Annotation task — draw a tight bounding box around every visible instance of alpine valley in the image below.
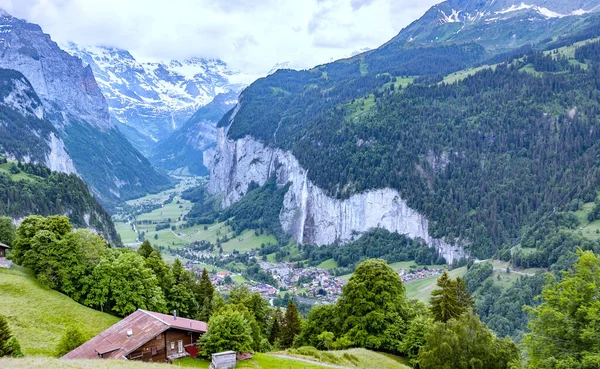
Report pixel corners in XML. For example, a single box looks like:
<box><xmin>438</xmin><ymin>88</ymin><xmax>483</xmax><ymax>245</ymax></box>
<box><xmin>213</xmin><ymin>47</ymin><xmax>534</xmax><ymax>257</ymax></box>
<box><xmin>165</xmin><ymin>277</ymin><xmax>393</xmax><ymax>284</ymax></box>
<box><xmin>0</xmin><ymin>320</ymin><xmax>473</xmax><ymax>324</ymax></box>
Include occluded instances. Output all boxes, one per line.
<box><xmin>4</xmin><ymin>0</ymin><xmax>600</xmax><ymax>368</ymax></box>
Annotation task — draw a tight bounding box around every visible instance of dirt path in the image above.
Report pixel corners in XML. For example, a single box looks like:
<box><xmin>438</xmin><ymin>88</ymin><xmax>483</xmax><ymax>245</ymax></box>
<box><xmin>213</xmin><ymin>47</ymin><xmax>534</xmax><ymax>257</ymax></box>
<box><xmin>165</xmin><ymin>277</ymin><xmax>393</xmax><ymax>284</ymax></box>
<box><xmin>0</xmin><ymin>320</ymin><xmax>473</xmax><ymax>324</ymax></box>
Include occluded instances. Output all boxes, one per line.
<box><xmin>271</xmin><ymin>354</ymin><xmax>353</xmax><ymax>369</ymax></box>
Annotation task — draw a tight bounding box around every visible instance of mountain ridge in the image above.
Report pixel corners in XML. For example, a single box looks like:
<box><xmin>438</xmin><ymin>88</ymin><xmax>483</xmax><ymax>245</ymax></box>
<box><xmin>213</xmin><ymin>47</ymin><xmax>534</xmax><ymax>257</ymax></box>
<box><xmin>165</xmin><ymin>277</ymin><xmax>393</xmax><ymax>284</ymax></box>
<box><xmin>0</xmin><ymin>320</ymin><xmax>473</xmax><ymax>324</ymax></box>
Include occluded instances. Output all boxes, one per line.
<box><xmin>207</xmin><ymin>0</ymin><xmax>600</xmax><ymax>259</ymax></box>
<box><xmin>64</xmin><ymin>43</ymin><xmax>244</xmax><ymax>155</ymax></box>
<box><xmin>0</xmin><ymin>11</ymin><xmax>171</xmax><ymax>208</ymax></box>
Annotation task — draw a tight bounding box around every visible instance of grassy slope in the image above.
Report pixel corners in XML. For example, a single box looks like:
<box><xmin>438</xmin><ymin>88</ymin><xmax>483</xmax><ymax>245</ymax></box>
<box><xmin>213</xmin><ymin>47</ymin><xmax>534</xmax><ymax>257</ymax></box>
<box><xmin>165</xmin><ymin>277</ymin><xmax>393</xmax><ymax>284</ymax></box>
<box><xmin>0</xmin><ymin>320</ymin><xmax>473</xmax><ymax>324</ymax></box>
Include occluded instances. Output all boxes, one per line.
<box><xmin>0</xmin><ymin>162</ymin><xmax>39</xmax><ymax>182</ymax></box>
<box><xmin>176</xmin><ymin>349</ymin><xmax>411</xmax><ymax>369</ymax></box>
<box><xmin>284</xmin><ymin>348</ymin><xmax>411</xmax><ymax>369</ymax></box>
<box><xmin>405</xmin><ymin>267</ymin><xmax>467</xmax><ymax>302</ymax></box>
<box><xmin>0</xmin><ymin>358</ymin><xmax>166</xmax><ymax>369</ymax></box>
<box><xmin>0</xmin><ymin>266</ymin><xmax>119</xmax><ymax>356</ymax></box>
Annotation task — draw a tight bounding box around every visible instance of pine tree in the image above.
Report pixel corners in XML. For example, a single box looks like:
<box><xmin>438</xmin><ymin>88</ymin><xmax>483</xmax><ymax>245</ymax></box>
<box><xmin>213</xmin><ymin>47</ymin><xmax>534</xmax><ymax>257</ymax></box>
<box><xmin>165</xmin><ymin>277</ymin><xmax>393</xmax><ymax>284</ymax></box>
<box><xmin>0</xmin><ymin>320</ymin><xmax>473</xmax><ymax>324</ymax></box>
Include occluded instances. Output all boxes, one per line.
<box><xmin>0</xmin><ymin>314</ymin><xmax>21</xmax><ymax>357</ymax></box>
<box><xmin>430</xmin><ymin>271</ymin><xmax>462</xmax><ymax>323</ymax></box>
<box><xmin>137</xmin><ymin>240</ymin><xmax>154</xmax><ymax>258</ymax></box>
<box><xmin>195</xmin><ymin>268</ymin><xmax>215</xmax><ymax>321</ymax></box>
<box><xmin>281</xmin><ymin>300</ymin><xmax>302</xmax><ymax>348</ymax></box>
<box><xmin>455</xmin><ymin>276</ymin><xmax>474</xmax><ymax>312</ymax></box>
<box><xmin>269</xmin><ymin>307</ymin><xmax>282</xmax><ymax>345</ymax></box>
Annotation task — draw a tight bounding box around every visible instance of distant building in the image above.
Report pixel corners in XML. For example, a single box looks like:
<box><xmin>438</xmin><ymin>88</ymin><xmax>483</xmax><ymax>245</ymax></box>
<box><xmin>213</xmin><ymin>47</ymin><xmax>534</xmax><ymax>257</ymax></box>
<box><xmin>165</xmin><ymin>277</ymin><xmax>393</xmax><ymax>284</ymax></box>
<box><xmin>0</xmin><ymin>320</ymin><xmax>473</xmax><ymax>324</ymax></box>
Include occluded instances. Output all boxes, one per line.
<box><xmin>0</xmin><ymin>243</ymin><xmax>11</xmax><ymax>269</ymax></box>
<box><xmin>62</xmin><ymin>309</ymin><xmax>207</xmax><ymax>363</ymax></box>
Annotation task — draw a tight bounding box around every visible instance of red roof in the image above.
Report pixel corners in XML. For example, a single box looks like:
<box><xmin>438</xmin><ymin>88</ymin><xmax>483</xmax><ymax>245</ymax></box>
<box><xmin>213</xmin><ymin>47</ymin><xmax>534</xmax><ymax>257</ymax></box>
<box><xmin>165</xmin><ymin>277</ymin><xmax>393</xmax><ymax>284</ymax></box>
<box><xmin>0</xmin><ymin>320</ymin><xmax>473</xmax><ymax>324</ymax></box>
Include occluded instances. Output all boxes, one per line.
<box><xmin>62</xmin><ymin>309</ymin><xmax>207</xmax><ymax>360</ymax></box>
<box><xmin>143</xmin><ymin>310</ymin><xmax>207</xmax><ymax>333</ymax></box>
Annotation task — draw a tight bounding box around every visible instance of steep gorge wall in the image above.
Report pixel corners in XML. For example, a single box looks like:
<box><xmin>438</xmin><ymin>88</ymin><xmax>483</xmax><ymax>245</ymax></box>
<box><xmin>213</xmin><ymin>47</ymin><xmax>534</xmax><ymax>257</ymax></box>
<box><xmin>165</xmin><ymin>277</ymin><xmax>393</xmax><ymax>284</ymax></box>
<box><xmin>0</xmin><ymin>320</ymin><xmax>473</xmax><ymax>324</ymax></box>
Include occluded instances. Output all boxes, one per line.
<box><xmin>207</xmin><ymin>113</ymin><xmax>466</xmax><ymax>263</ymax></box>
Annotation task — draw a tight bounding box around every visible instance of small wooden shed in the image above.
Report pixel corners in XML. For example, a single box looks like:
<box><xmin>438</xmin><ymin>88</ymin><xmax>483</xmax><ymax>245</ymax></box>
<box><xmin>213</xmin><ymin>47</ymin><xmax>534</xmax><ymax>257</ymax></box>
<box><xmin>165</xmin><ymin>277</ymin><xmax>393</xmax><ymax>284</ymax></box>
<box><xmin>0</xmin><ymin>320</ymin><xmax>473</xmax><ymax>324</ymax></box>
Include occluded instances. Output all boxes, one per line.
<box><xmin>0</xmin><ymin>242</ymin><xmax>9</xmax><ymax>258</ymax></box>
<box><xmin>210</xmin><ymin>351</ymin><xmax>236</xmax><ymax>369</ymax></box>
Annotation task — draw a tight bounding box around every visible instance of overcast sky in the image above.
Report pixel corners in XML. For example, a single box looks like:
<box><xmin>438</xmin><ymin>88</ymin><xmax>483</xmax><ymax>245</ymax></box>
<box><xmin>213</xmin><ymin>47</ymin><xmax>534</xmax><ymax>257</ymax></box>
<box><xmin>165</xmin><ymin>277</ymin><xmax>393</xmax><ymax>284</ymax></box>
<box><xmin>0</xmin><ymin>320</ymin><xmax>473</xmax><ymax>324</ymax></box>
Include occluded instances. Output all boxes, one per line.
<box><xmin>0</xmin><ymin>0</ymin><xmax>440</xmax><ymax>75</ymax></box>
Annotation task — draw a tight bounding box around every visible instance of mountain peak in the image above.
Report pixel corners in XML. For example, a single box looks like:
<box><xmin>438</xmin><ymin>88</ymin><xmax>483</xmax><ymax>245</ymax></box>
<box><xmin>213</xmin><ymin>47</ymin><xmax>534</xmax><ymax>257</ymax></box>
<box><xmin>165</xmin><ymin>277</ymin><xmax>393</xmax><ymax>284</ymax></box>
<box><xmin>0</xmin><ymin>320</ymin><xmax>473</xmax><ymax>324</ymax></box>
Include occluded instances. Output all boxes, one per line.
<box><xmin>392</xmin><ymin>0</ymin><xmax>600</xmax><ymax>48</ymax></box>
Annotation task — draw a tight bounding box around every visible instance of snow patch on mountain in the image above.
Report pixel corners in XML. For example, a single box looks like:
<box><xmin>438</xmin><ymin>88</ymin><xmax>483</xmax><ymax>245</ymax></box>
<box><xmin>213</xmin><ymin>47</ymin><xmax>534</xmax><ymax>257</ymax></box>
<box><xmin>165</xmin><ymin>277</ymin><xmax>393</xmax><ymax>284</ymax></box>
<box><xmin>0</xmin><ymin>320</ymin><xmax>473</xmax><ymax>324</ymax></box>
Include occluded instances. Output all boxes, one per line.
<box><xmin>62</xmin><ymin>43</ymin><xmax>246</xmax><ymax>152</ymax></box>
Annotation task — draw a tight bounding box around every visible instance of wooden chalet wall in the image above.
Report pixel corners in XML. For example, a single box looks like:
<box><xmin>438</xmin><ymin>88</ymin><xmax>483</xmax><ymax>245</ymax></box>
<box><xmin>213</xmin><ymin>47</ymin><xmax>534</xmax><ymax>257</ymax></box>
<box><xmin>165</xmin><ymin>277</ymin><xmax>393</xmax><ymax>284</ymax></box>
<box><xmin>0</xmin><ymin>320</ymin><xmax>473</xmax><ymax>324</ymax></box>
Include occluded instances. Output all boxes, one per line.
<box><xmin>126</xmin><ymin>329</ymin><xmax>202</xmax><ymax>363</ymax></box>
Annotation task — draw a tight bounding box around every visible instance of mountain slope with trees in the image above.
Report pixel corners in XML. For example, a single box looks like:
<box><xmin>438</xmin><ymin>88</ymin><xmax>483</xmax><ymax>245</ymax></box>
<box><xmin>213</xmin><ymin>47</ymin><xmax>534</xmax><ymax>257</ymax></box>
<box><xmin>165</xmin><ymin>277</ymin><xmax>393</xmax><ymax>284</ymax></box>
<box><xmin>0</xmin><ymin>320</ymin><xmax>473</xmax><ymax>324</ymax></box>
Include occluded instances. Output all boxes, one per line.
<box><xmin>212</xmin><ymin>10</ymin><xmax>600</xmax><ymax>258</ymax></box>
<box><xmin>0</xmin><ymin>158</ymin><xmax>119</xmax><ymax>245</ymax></box>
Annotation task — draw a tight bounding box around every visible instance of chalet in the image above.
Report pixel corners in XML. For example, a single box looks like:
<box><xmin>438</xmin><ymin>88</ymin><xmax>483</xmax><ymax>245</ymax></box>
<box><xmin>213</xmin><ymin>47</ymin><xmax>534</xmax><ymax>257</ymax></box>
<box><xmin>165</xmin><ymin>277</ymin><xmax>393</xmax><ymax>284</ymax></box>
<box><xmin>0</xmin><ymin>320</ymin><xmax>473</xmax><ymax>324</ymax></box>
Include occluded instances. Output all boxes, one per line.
<box><xmin>62</xmin><ymin>309</ymin><xmax>207</xmax><ymax>363</ymax></box>
<box><xmin>0</xmin><ymin>242</ymin><xmax>11</xmax><ymax>269</ymax></box>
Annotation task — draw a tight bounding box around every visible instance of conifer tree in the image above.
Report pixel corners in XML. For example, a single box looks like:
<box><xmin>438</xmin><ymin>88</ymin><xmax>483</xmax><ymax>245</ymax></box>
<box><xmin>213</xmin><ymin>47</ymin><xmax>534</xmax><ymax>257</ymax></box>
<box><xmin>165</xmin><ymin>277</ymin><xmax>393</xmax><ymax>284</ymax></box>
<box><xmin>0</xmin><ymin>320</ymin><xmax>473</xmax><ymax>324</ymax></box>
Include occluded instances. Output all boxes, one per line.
<box><xmin>195</xmin><ymin>268</ymin><xmax>215</xmax><ymax>321</ymax></box>
<box><xmin>268</xmin><ymin>307</ymin><xmax>283</xmax><ymax>345</ymax></box>
<box><xmin>0</xmin><ymin>315</ymin><xmax>21</xmax><ymax>357</ymax></box>
<box><xmin>137</xmin><ymin>240</ymin><xmax>154</xmax><ymax>258</ymax></box>
<box><xmin>430</xmin><ymin>271</ymin><xmax>463</xmax><ymax>323</ymax></box>
<box><xmin>281</xmin><ymin>300</ymin><xmax>302</xmax><ymax>348</ymax></box>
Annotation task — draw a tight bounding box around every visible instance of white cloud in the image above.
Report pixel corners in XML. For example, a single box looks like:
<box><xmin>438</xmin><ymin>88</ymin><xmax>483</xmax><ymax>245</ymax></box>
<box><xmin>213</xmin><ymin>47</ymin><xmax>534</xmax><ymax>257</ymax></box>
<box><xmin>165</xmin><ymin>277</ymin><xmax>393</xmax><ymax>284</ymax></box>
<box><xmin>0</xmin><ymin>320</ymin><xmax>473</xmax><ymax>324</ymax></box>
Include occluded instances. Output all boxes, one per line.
<box><xmin>0</xmin><ymin>0</ymin><xmax>440</xmax><ymax>74</ymax></box>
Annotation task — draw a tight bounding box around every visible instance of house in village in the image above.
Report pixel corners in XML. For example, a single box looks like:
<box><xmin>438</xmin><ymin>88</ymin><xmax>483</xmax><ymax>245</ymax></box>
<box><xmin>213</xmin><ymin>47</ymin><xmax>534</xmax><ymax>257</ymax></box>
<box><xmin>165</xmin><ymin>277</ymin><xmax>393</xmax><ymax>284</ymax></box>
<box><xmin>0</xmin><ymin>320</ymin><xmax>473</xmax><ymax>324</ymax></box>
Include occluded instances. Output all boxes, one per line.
<box><xmin>63</xmin><ymin>309</ymin><xmax>207</xmax><ymax>363</ymax></box>
<box><xmin>0</xmin><ymin>242</ymin><xmax>11</xmax><ymax>268</ymax></box>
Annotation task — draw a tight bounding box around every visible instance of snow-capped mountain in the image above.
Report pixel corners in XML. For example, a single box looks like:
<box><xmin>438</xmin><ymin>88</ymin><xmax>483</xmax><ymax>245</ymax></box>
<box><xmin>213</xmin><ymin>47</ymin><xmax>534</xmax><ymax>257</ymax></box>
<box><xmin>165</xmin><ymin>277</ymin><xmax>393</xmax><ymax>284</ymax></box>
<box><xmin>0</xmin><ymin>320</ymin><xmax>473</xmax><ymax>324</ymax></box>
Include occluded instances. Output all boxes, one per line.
<box><xmin>393</xmin><ymin>0</ymin><xmax>600</xmax><ymax>49</ymax></box>
<box><xmin>0</xmin><ymin>11</ymin><xmax>171</xmax><ymax>208</ymax></box>
<box><xmin>63</xmin><ymin>43</ymin><xmax>245</xmax><ymax>155</ymax></box>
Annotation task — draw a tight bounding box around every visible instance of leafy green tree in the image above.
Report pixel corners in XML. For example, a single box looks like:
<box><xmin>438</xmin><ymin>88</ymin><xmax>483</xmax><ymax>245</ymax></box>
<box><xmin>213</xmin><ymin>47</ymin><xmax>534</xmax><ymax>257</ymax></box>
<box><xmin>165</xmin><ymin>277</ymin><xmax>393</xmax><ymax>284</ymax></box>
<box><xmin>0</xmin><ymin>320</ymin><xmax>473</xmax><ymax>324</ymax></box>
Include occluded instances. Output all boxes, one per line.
<box><xmin>281</xmin><ymin>300</ymin><xmax>302</xmax><ymax>348</ymax></box>
<box><xmin>419</xmin><ymin>312</ymin><xmax>520</xmax><ymax>369</ymax></box>
<box><xmin>294</xmin><ymin>304</ymin><xmax>338</xmax><ymax>348</ymax></box>
<box><xmin>336</xmin><ymin>258</ymin><xmax>408</xmax><ymax>352</ymax></box>
<box><xmin>201</xmin><ymin>309</ymin><xmax>253</xmax><ymax>354</ymax></box>
<box><xmin>317</xmin><ymin>331</ymin><xmax>335</xmax><ymax>350</ymax></box>
<box><xmin>430</xmin><ymin>271</ymin><xmax>473</xmax><ymax>323</ymax></box>
<box><xmin>0</xmin><ymin>315</ymin><xmax>22</xmax><ymax>357</ymax></box>
<box><xmin>56</xmin><ymin>327</ymin><xmax>86</xmax><ymax>357</ymax></box>
<box><xmin>137</xmin><ymin>240</ymin><xmax>155</xmax><ymax>258</ymax></box>
<box><xmin>168</xmin><ymin>259</ymin><xmax>197</xmax><ymax>318</ymax></box>
<box><xmin>83</xmin><ymin>251</ymin><xmax>117</xmax><ymax>312</ymax></box>
<box><xmin>0</xmin><ymin>217</ymin><xmax>15</xmax><ymax>247</ymax></box>
<box><xmin>524</xmin><ymin>250</ymin><xmax>600</xmax><ymax>368</ymax></box>
<box><xmin>399</xmin><ymin>314</ymin><xmax>433</xmax><ymax>367</ymax></box>
<box><xmin>145</xmin><ymin>250</ymin><xmax>173</xmax><ymax>296</ymax></box>
<box><xmin>109</xmin><ymin>251</ymin><xmax>167</xmax><ymax>316</ymax></box>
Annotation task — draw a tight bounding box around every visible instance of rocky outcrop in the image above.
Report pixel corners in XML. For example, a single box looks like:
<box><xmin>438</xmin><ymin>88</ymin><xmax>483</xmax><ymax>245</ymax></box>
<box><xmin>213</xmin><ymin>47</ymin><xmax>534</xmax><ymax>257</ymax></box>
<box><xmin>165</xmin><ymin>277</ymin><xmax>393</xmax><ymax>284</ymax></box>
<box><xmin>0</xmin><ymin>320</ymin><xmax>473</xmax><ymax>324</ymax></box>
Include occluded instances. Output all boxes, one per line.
<box><xmin>208</xmin><ymin>112</ymin><xmax>466</xmax><ymax>263</ymax></box>
<box><xmin>0</xmin><ymin>11</ymin><xmax>171</xmax><ymax>207</ymax></box>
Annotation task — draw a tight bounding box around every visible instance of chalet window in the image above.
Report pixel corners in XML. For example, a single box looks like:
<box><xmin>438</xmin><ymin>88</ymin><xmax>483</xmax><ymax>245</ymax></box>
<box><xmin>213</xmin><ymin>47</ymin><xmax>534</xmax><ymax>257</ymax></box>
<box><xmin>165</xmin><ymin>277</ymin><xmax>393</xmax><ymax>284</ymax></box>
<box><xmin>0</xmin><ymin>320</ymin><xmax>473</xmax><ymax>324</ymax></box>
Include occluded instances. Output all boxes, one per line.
<box><xmin>152</xmin><ymin>347</ymin><xmax>157</xmax><ymax>356</ymax></box>
<box><xmin>170</xmin><ymin>342</ymin><xmax>175</xmax><ymax>350</ymax></box>
<box><xmin>178</xmin><ymin>340</ymin><xmax>183</xmax><ymax>353</ymax></box>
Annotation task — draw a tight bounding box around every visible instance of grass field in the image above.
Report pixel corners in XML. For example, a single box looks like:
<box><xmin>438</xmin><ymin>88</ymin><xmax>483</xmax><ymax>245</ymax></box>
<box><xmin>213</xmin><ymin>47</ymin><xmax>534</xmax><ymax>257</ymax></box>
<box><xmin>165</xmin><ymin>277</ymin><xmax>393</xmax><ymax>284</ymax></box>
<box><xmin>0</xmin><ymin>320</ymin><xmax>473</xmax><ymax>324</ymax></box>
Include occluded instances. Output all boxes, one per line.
<box><xmin>317</xmin><ymin>258</ymin><xmax>337</xmax><ymax>270</ymax></box>
<box><xmin>285</xmin><ymin>347</ymin><xmax>411</xmax><ymax>369</ymax></box>
<box><xmin>176</xmin><ymin>348</ymin><xmax>411</xmax><ymax>369</ymax></box>
<box><xmin>0</xmin><ymin>161</ymin><xmax>39</xmax><ymax>182</ymax></box>
<box><xmin>405</xmin><ymin>267</ymin><xmax>467</xmax><ymax>302</ymax></box>
<box><xmin>0</xmin><ymin>357</ymin><xmax>166</xmax><ymax>369</ymax></box>
<box><xmin>0</xmin><ymin>266</ymin><xmax>120</xmax><ymax>356</ymax></box>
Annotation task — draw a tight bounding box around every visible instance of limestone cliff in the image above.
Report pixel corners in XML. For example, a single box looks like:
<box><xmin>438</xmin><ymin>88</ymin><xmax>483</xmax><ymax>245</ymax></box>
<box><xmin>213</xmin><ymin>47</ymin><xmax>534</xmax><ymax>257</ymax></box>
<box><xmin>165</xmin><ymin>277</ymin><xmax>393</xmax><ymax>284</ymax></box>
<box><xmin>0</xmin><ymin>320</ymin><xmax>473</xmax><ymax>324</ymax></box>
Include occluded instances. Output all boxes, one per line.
<box><xmin>207</xmin><ymin>107</ymin><xmax>465</xmax><ymax>263</ymax></box>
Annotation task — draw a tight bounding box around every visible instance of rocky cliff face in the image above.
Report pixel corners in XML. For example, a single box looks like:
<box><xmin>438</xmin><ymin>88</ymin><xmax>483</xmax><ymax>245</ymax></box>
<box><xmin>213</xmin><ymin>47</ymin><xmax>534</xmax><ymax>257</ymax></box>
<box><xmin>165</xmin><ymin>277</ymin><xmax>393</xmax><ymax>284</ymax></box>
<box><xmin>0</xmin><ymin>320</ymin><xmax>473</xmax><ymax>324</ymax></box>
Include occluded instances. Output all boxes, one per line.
<box><xmin>0</xmin><ymin>68</ymin><xmax>77</xmax><ymax>173</ymax></box>
<box><xmin>208</xmin><ymin>110</ymin><xmax>465</xmax><ymax>263</ymax></box>
<box><xmin>0</xmin><ymin>12</ymin><xmax>171</xmax><ymax>208</ymax></box>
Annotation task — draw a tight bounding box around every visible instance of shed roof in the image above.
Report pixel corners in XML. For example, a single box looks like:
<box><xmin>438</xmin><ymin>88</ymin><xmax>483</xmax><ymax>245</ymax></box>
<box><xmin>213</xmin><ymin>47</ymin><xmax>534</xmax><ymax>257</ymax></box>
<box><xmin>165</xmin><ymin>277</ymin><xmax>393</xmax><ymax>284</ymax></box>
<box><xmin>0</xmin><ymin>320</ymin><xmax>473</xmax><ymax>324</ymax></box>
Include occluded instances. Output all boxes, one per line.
<box><xmin>0</xmin><ymin>243</ymin><xmax>9</xmax><ymax>249</ymax></box>
<box><xmin>62</xmin><ymin>309</ymin><xmax>207</xmax><ymax>360</ymax></box>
